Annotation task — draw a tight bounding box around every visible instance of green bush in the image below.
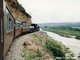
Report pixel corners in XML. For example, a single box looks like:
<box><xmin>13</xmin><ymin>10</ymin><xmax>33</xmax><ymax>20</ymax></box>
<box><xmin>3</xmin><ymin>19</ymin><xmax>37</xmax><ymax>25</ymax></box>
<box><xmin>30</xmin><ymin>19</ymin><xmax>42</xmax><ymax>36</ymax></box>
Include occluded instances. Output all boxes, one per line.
<box><xmin>76</xmin><ymin>36</ymin><xmax>80</xmax><ymax>39</ymax></box>
<box><xmin>46</xmin><ymin>40</ymin><xmax>65</xmax><ymax>57</ymax></box>
<box><xmin>43</xmin><ymin>27</ymin><xmax>80</xmax><ymax>40</ymax></box>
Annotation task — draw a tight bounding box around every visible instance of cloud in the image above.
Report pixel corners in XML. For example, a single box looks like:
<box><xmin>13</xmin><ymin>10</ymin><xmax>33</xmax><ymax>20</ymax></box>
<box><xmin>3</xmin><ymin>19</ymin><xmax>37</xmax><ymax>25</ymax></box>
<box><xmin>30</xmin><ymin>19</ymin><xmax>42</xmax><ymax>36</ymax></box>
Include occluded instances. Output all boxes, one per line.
<box><xmin>18</xmin><ymin>0</ymin><xmax>80</xmax><ymax>23</ymax></box>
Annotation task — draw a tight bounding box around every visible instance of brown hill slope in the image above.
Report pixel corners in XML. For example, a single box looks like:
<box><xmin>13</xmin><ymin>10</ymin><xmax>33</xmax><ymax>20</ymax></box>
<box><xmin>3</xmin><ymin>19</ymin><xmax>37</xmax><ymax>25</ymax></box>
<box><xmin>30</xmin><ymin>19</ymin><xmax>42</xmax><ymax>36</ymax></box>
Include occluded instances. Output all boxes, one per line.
<box><xmin>5</xmin><ymin>0</ymin><xmax>32</xmax><ymax>24</ymax></box>
<box><xmin>6</xmin><ymin>31</ymin><xmax>72</xmax><ymax>60</ymax></box>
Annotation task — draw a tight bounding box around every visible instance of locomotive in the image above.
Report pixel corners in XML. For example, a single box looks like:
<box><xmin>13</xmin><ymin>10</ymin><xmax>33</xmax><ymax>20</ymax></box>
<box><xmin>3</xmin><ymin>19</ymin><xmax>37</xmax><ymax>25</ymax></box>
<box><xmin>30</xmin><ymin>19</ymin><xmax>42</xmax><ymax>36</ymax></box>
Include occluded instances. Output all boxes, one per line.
<box><xmin>0</xmin><ymin>0</ymin><xmax>40</xmax><ymax>60</ymax></box>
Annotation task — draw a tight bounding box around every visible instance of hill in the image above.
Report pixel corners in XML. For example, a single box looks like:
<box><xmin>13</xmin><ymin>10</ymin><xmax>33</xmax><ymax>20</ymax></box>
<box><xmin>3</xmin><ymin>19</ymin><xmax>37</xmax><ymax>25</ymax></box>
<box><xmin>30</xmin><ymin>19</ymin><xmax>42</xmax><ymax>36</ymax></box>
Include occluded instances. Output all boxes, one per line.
<box><xmin>39</xmin><ymin>22</ymin><xmax>80</xmax><ymax>28</ymax></box>
<box><xmin>5</xmin><ymin>0</ymin><xmax>32</xmax><ymax>24</ymax></box>
<box><xmin>5</xmin><ymin>31</ymin><xmax>71</xmax><ymax>60</ymax></box>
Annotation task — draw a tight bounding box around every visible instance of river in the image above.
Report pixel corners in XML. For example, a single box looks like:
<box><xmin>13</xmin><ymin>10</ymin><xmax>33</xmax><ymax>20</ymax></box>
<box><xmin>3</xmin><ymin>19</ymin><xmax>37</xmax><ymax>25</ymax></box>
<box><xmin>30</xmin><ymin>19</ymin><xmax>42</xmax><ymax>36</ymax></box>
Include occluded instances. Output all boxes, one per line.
<box><xmin>44</xmin><ymin>31</ymin><xmax>80</xmax><ymax>60</ymax></box>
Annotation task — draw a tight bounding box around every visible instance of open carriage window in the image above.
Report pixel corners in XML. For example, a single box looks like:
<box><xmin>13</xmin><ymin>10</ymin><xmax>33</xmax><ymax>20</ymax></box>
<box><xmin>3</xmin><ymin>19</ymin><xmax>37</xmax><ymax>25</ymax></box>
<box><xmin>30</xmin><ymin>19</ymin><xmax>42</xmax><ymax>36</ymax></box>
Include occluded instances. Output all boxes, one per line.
<box><xmin>7</xmin><ymin>18</ymin><xmax>14</xmax><ymax>32</ymax></box>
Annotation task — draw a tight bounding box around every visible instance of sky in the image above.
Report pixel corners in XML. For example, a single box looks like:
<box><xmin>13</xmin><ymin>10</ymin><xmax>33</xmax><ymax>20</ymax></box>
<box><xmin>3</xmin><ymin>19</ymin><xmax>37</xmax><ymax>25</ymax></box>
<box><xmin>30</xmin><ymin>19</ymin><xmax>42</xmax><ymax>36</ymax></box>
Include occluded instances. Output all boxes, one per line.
<box><xmin>18</xmin><ymin>0</ymin><xmax>80</xmax><ymax>23</ymax></box>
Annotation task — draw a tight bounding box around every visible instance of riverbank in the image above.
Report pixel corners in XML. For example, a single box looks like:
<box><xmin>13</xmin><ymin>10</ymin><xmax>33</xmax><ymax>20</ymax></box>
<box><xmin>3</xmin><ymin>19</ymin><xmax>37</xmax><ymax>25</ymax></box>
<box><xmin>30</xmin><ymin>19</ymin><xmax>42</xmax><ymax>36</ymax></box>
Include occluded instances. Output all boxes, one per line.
<box><xmin>45</xmin><ymin>31</ymin><xmax>80</xmax><ymax>60</ymax></box>
<box><xmin>42</xmin><ymin>27</ymin><xmax>80</xmax><ymax>40</ymax></box>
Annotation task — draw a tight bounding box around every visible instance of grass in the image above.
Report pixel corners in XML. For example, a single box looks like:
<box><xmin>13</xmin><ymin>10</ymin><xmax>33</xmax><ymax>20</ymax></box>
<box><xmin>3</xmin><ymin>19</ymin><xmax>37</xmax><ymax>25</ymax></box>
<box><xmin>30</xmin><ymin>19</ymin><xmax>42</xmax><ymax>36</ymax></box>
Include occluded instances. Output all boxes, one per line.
<box><xmin>23</xmin><ymin>47</ymin><xmax>46</xmax><ymax>60</ymax></box>
<box><xmin>45</xmin><ymin>39</ymin><xmax>65</xmax><ymax>58</ymax></box>
<box><xmin>22</xmin><ymin>31</ymin><xmax>75</xmax><ymax>60</ymax></box>
<box><xmin>43</xmin><ymin>27</ymin><xmax>80</xmax><ymax>39</ymax></box>
<box><xmin>45</xmin><ymin>39</ymin><xmax>75</xmax><ymax>60</ymax></box>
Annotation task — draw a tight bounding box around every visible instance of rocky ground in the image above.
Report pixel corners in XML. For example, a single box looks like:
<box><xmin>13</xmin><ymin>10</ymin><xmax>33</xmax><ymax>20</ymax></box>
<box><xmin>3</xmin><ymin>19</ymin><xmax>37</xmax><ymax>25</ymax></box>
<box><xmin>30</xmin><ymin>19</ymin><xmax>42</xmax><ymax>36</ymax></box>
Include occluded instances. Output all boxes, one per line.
<box><xmin>5</xmin><ymin>31</ymin><xmax>67</xmax><ymax>60</ymax></box>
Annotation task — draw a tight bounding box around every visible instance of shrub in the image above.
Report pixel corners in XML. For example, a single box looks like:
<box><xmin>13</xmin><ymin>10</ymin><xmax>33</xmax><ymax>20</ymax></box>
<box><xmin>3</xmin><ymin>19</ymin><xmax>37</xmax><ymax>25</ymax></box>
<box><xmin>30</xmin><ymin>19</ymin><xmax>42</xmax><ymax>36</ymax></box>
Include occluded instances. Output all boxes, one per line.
<box><xmin>45</xmin><ymin>40</ymin><xmax>65</xmax><ymax>57</ymax></box>
<box><xmin>76</xmin><ymin>36</ymin><xmax>80</xmax><ymax>39</ymax></box>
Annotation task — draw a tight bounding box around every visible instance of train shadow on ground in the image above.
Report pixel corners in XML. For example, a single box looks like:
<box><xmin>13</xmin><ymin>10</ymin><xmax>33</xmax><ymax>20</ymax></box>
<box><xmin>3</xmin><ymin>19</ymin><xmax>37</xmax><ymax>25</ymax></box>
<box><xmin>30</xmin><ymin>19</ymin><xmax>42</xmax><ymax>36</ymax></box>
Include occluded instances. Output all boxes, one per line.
<box><xmin>15</xmin><ymin>31</ymin><xmax>38</xmax><ymax>39</ymax></box>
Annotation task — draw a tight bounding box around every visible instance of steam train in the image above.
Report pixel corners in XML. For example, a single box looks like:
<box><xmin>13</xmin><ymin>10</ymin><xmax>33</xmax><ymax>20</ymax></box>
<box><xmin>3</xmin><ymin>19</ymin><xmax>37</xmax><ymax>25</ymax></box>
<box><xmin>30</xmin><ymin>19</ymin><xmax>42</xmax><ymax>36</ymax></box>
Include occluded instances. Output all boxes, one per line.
<box><xmin>0</xmin><ymin>0</ymin><xmax>39</xmax><ymax>60</ymax></box>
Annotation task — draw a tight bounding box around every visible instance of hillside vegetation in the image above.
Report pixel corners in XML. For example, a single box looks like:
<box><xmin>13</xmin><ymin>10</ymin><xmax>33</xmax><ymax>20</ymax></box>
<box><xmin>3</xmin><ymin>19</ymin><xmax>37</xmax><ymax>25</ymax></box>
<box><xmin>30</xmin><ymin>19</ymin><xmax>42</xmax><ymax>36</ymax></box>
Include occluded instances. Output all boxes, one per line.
<box><xmin>42</xmin><ymin>26</ymin><xmax>80</xmax><ymax>40</ymax></box>
<box><xmin>22</xmin><ymin>31</ymin><xmax>73</xmax><ymax>60</ymax></box>
<box><xmin>6</xmin><ymin>31</ymin><xmax>74</xmax><ymax>60</ymax></box>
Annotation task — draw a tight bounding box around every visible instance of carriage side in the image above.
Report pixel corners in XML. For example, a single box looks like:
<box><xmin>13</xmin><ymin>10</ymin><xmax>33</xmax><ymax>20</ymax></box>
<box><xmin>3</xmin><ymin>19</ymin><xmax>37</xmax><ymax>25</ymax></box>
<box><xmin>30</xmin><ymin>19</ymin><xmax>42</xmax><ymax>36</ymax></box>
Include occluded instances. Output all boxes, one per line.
<box><xmin>3</xmin><ymin>4</ymin><xmax>15</xmax><ymax>58</ymax></box>
<box><xmin>0</xmin><ymin>0</ymin><xmax>4</xmax><ymax>60</ymax></box>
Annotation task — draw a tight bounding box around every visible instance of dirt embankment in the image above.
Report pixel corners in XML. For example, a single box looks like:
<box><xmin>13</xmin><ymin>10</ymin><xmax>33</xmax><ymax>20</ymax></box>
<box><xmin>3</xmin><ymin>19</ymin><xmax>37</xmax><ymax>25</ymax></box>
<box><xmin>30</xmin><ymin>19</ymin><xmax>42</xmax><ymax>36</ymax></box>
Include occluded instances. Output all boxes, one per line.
<box><xmin>5</xmin><ymin>0</ymin><xmax>32</xmax><ymax>24</ymax></box>
<box><xmin>6</xmin><ymin>31</ymin><xmax>67</xmax><ymax>60</ymax></box>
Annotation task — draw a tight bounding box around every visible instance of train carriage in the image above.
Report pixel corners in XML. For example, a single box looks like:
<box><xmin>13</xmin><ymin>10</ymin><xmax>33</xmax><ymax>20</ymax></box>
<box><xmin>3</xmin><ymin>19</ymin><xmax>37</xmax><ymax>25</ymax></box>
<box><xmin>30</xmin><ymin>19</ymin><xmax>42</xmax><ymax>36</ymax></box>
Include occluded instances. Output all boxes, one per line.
<box><xmin>0</xmin><ymin>0</ymin><xmax>16</xmax><ymax>59</ymax></box>
<box><xmin>4</xmin><ymin>5</ymin><xmax>15</xmax><ymax>58</ymax></box>
<box><xmin>15</xmin><ymin>21</ymin><xmax>22</xmax><ymax>37</ymax></box>
<box><xmin>21</xmin><ymin>22</ymin><xmax>31</xmax><ymax>33</ymax></box>
<box><xmin>0</xmin><ymin>0</ymin><xmax>40</xmax><ymax>60</ymax></box>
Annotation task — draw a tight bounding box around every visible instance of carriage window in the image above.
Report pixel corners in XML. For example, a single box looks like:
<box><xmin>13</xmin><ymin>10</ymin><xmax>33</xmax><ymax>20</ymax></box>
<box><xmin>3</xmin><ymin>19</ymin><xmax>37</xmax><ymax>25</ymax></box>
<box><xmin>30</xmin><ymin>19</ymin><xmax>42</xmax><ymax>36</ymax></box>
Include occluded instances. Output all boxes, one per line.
<box><xmin>16</xmin><ymin>23</ymin><xmax>21</xmax><ymax>29</ymax></box>
<box><xmin>7</xmin><ymin>18</ymin><xmax>13</xmax><ymax>31</ymax></box>
<box><xmin>18</xmin><ymin>23</ymin><xmax>21</xmax><ymax>27</ymax></box>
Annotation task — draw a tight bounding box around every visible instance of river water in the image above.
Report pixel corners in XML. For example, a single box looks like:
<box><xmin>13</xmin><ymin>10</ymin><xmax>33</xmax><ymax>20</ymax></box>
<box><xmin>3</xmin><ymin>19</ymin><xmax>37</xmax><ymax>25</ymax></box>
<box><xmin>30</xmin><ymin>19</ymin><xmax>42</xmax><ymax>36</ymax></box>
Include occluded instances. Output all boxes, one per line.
<box><xmin>44</xmin><ymin>31</ymin><xmax>80</xmax><ymax>60</ymax></box>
